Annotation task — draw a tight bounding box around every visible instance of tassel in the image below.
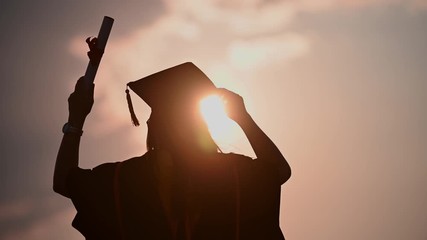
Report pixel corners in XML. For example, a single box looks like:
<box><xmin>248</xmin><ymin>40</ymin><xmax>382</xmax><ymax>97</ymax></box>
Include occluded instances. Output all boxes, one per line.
<box><xmin>126</xmin><ymin>86</ymin><xmax>140</xmax><ymax>126</ymax></box>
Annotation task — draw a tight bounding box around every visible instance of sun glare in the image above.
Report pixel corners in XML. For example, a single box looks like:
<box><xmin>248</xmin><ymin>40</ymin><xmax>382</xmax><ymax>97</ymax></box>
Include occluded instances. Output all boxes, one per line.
<box><xmin>200</xmin><ymin>95</ymin><xmax>238</xmax><ymax>147</ymax></box>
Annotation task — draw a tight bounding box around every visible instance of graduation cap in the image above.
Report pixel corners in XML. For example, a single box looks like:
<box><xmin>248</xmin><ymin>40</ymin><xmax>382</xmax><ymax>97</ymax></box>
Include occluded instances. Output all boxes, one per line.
<box><xmin>126</xmin><ymin>62</ymin><xmax>216</xmax><ymax>126</ymax></box>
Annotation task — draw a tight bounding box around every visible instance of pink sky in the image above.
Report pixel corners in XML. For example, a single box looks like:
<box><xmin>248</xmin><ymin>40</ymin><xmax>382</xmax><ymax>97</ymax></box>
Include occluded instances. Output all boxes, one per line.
<box><xmin>0</xmin><ymin>0</ymin><xmax>426</xmax><ymax>239</ymax></box>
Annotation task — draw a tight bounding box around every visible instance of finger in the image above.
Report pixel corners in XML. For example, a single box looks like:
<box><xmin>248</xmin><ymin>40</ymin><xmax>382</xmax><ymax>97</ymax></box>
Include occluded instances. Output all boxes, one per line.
<box><xmin>216</xmin><ymin>88</ymin><xmax>233</xmax><ymax>94</ymax></box>
<box><xmin>216</xmin><ymin>88</ymin><xmax>237</xmax><ymax>98</ymax></box>
<box><xmin>217</xmin><ymin>88</ymin><xmax>243</xmax><ymax>103</ymax></box>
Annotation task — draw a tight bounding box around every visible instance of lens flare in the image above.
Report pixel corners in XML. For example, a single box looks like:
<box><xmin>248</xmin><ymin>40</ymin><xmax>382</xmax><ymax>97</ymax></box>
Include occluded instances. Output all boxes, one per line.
<box><xmin>199</xmin><ymin>95</ymin><xmax>237</xmax><ymax>146</ymax></box>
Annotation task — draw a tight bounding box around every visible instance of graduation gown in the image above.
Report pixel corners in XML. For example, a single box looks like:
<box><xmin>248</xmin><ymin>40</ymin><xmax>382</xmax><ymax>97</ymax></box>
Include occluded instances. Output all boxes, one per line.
<box><xmin>66</xmin><ymin>151</ymin><xmax>286</xmax><ymax>240</ymax></box>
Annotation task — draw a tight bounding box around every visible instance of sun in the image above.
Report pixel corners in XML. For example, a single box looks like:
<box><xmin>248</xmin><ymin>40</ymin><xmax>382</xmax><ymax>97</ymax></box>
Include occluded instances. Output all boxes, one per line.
<box><xmin>199</xmin><ymin>95</ymin><xmax>238</xmax><ymax>148</ymax></box>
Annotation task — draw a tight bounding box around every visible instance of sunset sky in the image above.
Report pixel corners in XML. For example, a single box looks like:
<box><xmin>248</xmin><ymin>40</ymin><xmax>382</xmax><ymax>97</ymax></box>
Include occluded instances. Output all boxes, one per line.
<box><xmin>1</xmin><ymin>0</ymin><xmax>426</xmax><ymax>239</ymax></box>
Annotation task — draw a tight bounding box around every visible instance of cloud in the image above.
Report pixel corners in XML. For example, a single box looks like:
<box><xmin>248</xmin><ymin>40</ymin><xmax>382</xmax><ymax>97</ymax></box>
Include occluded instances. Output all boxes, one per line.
<box><xmin>295</xmin><ymin>0</ymin><xmax>427</xmax><ymax>11</ymax></box>
<box><xmin>0</xmin><ymin>199</ymin><xmax>33</xmax><ymax>221</ymax></box>
<box><xmin>67</xmin><ymin>0</ymin><xmax>311</xmax><ymax>140</ymax></box>
<box><xmin>228</xmin><ymin>33</ymin><xmax>310</xmax><ymax>70</ymax></box>
<box><xmin>164</xmin><ymin>0</ymin><xmax>297</xmax><ymax>36</ymax></box>
<box><xmin>68</xmin><ymin>0</ymin><xmax>425</xmax><ymax>140</ymax></box>
<box><xmin>0</xmin><ymin>195</ymin><xmax>80</xmax><ymax>240</ymax></box>
<box><xmin>2</xmin><ymin>207</ymin><xmax>78</xmax><ymax>240</ymax></box>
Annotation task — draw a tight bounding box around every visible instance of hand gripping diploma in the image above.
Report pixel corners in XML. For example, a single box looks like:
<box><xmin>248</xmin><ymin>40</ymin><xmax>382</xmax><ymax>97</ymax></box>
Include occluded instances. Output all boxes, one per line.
<box><xmin>53</xmin><ymin>17</ymin><xmax>113</xmax><ymax>197</ymax></box>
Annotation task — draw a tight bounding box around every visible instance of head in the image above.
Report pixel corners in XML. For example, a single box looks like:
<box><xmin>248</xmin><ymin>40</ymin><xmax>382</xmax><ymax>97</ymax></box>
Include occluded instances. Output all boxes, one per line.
<box><xmin>126</xmin><ymin>62</ymin><xmax>220</xmax><ymax>155</ymax></box>
<box><xmin>146</xmin><ymin>107</ymin><xmax>219</xmax><ymax>155</ymax></box>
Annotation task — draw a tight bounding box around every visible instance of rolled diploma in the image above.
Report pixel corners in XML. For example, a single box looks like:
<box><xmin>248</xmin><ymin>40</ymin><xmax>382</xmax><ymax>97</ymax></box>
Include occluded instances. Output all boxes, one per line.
<box><xmin>84</xmin><ymin>16</ymin><xmax>114</xmax><ymax>85</ymax></box>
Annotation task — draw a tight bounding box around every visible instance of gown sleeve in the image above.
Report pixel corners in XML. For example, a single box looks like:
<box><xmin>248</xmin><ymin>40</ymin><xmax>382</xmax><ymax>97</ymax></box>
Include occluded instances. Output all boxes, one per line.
<box><xmin>231</xmin><ymin>154</ymin><xmax>286</xmax><ymax>240</ymax></box>
<box><xmin>65</xmin><ymin>163</ymin><xmax>120</xmax><ymax>239</ymax></box>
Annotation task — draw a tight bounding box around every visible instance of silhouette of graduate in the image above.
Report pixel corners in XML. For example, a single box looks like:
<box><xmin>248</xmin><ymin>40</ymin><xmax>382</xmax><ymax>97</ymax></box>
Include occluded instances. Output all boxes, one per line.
<box><xmin>54</xmin><ymin>49</ymin><xmax>291</xmax><ymax>240</ymax></box>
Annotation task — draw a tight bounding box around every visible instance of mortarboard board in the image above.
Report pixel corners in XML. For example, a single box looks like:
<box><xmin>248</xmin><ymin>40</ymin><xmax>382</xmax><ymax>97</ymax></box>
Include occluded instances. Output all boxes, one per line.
<box><xmin>126</xmin><ymin>62</ymin><xmax>216</xmax><ymax>126</ymax></box>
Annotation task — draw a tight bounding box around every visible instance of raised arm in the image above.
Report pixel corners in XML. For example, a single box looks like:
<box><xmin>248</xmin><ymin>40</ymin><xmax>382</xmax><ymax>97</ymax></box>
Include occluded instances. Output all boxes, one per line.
<box><xmin>53</xmin><ymin>78</ymin><xmax>94</xmax><ymax>197</ymax></box>
<box><xmin>219</xmin><ymin>88</ymin><xmax>291</xmax><ymax>184</ymax></box>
